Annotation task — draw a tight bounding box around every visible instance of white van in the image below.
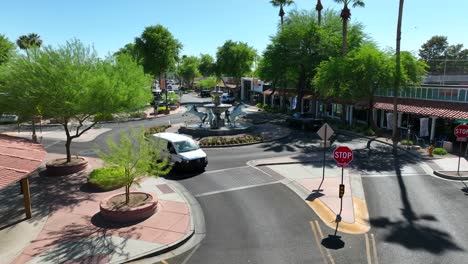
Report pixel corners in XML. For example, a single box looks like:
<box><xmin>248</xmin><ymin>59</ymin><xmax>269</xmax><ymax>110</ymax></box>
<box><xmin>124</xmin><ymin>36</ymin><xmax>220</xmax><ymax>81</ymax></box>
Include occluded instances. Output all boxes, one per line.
<box><xmin>151</xmin><ymin>132</ymin><xmax>208</xmax><ymax>171</ymax></box>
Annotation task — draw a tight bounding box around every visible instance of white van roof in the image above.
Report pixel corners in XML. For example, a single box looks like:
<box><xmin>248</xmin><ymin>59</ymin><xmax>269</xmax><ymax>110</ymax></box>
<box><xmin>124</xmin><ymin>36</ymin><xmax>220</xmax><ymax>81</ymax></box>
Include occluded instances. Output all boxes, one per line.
<box><xmin>152</xmin><ymin>132</ymin><xmax>192</xmax><ymax>142</ymax></box>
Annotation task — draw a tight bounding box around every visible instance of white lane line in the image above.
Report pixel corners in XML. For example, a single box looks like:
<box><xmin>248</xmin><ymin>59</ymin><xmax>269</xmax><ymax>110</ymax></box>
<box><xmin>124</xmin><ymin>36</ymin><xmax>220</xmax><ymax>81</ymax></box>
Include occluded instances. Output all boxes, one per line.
<box><xmin>371</xmin><ymin>233</ymin><xmax>379</xmax><ymax>264</ymax></box>
<box><xmin>194</xmin><ymin>181</ymin><xmax>280</xmax><ymax>197</ymax></box>
<box><xmin>44</xmin><ymin>141</ymin><xmax>61</xmax><ymax>149</ymax></box>
<box><xmin>309</xmin><ymin>221</ymin><xmax>329</xmax><ymax>264</ymax></box>
<box><xmin>315</xmin><ymin>220</ymin><xmax>335</xmax><ymax>264</ymax></box>
<box><xmin>365</xmin><ymin>234</ymin><xmax>372</xmax><ymax>264</ymax></box>
<box><xmin>203</xmin><ymin>166</ymin><xmax>250</xmax><ymax>174</ymax></box>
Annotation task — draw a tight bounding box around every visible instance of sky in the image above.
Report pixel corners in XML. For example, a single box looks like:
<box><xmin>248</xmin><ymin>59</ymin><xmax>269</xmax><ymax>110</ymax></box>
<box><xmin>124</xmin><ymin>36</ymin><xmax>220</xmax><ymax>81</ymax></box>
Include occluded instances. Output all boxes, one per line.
<box><xmin>1</xmin><ymin>0</ymin><xmax>467</xmax><ymax>58</ymax></box>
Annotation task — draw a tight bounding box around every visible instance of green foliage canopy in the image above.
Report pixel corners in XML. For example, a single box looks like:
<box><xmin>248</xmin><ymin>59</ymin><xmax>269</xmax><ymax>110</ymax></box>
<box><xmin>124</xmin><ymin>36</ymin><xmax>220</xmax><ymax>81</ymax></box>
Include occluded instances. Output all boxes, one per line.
<box><xmin>97</xmin><ymin>127</ymin><xmax>172</xmax><ymax>203</ymax></box>
<box><xmin>135</xmin><ymin>25</ymin><xmax>182</xmax><ymax>77</ymax></box>
<box><xmin>198</xmin><ymin>53</ymin><xmax>216</xmax><ymax>77</ymax></box>
<box><xmin>0</xmin><ymin>34</ymin><xmax>14</xmax><ymax>65</ymax></box>
<box><xmin>178</xmin><ymin>55</ymin><xmax>200</xmax><ymax>88</ymax></box>
<box><xmin>0</xmin><ymin>39</ymin><xmax>152</xmax><ymax>162</ymax></box>
<box><xmin>216</xmin><ymin>40</ymin><xmax>256</xmax><ymax>86</ymax></box>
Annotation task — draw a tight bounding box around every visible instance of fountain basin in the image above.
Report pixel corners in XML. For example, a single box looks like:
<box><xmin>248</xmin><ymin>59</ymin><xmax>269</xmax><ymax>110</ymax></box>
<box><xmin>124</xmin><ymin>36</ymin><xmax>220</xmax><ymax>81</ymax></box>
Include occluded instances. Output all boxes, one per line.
<box><xmin>179</xmin><ymin>122</ymin><xmax>253</xmax><ymax>137</ymax></box>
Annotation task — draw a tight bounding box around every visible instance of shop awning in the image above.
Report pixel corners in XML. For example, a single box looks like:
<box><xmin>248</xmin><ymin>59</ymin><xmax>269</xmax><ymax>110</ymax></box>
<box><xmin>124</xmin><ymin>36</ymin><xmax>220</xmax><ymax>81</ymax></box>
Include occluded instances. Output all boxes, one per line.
<box><xmin>374</xmin><ymin>102</ymin><xmax>468</xmax><ymax>119</ymax></box>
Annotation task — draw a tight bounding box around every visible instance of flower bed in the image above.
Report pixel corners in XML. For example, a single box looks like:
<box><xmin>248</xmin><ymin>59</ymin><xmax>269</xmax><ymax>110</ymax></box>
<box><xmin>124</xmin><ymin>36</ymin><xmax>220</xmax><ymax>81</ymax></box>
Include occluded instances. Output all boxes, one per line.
<box><xmin>199</xmin><ymin>135</ymin><xmax>262</xmax><ymax>147</ymax></box>
<box><xmin>144</xmin><ymin>125</ymin><xmax>171</xmax><ymax>137</ymax></box>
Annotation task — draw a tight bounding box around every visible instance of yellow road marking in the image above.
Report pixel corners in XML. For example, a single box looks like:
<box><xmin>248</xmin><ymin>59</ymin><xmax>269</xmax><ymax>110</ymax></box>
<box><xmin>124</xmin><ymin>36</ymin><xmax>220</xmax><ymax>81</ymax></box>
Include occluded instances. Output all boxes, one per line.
<box><xmin>161</xmin><ymin>260</ymin><xmax>169</xmax><ymax>264</ymax></box>
<box><xmin>371</xmin><ymin>233</ymin><xmax>379</xmax><ymax>264</ymax></box>
<box><xmin>365</xmin><ymin>234</ymin><xmax>372</xmax><ymax>264</ymax></box>
<box><xmin>314</xmin><ymin>220</ymin><xmax>335</xmax><ymax>264</ymax></box>
<box><xmin>309</xmin><ymin>221</ymin><xmax>329</xmax><ymax>264</ymax></box>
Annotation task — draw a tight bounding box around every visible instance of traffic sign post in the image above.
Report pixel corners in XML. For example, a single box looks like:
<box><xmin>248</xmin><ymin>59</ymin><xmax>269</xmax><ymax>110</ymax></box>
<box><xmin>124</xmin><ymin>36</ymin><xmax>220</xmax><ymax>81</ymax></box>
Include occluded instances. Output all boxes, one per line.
<box><xmin>455</xmin><ymin>124</ymin><xmax>468</xmax><ymax>175</ymax></box>
<box><xmin>333</xmin><ymin>146</ymin><xmax>353</xmax><ymax>223</ymax></box>
<box><xmin>316</xmin><ymin>123</ymin><xmax>334</xmax><ymax>192</ymax></box>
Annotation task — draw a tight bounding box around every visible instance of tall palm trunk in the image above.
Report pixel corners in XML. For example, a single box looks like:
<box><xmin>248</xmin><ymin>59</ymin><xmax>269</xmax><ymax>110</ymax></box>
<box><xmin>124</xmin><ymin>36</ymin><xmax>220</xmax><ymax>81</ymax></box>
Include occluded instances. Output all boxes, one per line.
<box><xmin>393</xmin><ymin>0</ymin><xmax>404</xmax><ymax>153</ymax></box>
<box><xmin>316</xmin><ymin>0</ymin><xmax>323</xmax><ymax>26</ymax></box>
<box><xmin>341</xmin><ymin>5</ymin><xmax>351</xmax><ymax>56</ymax></box>
<box><xmin>279</xmin><ymin>4</ymin><xmax>285</xmax><ymax>27</ymax></box>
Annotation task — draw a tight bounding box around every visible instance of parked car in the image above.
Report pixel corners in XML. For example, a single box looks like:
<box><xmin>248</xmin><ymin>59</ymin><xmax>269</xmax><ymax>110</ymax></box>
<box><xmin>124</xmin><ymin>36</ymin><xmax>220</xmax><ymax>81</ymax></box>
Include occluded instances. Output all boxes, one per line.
<box><xmin>200</xmin><ymin>90</ymin><xmax>211</xmax><ymax>98</ymax></box>
<box><xmin>221</xmin><ymin>93</ymin><xmax>235</xmax><ymax>104</ymax></box>
<box><xmin>287</xmin><ymin>112</ymin><xmax>323</xmax><ymax>131</ymax></box>
<box><xmin>150</xmin><ymin>132</ymin><xmax>208</xmax><ymax>171</ymax></box>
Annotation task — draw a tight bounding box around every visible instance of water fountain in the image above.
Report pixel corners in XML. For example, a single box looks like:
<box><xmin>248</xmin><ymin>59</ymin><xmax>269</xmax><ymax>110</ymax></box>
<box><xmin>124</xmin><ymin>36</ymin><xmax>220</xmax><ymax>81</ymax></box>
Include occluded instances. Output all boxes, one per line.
<box><xmin>180</xmin><ymin>85</ymin><xmax>253</xmax><ymax>137</ymax></box>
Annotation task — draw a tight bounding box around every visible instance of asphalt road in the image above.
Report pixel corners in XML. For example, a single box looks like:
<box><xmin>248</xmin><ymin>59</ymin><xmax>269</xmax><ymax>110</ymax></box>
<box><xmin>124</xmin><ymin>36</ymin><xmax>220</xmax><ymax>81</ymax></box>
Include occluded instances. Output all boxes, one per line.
<box><xmin>39</xmin><ymin>93</ymin><xmax>468</xmax><ymax>263</ymax></box>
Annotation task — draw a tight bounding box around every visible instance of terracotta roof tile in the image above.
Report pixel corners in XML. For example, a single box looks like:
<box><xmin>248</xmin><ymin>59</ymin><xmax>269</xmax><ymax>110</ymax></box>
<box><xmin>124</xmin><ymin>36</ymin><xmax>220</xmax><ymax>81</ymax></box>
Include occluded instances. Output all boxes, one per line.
<box><xmin>0</xmin><ymin>134</ymin><xmax>46</xmax><ymax>189</ymax></box>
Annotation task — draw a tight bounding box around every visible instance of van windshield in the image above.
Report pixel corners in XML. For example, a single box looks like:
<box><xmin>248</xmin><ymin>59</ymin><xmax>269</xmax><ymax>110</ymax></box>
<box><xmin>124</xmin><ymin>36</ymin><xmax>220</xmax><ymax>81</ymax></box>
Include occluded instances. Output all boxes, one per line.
<box><xmin>174</xmin><ymin>140</ymin><xmax>199</xmax><ymax>153</ymax></box>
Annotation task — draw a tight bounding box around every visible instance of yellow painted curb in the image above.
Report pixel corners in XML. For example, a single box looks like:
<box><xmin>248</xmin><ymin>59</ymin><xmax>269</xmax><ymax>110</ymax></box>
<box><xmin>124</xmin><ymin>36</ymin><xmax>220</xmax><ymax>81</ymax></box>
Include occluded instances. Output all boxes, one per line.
<box><xmin>306</xmin><ymin>197</ymin><xmax>370</xmax><ymax>234</ymax></box>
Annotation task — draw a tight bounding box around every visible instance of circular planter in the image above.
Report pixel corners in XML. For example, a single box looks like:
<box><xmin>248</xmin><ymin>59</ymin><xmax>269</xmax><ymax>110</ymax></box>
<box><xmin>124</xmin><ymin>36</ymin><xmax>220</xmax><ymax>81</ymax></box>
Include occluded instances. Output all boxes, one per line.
<box><xmin>100</xmin><ymin>192</ymin><xmax>158</xmax><ymax>223</ymax></box>
<box><xmin>46</xmin><ymin>157</ymin><xmax>88</xmax><ymax>176</ymax></box>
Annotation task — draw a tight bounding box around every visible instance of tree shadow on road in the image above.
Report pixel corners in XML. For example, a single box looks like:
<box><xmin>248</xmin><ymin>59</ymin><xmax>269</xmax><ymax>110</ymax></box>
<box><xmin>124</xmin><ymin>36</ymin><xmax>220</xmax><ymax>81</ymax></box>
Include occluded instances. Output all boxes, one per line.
<box><xmin>369</xmin><ymin>153</ymin><xmax>463</xmax><ymax>254</ymax></box>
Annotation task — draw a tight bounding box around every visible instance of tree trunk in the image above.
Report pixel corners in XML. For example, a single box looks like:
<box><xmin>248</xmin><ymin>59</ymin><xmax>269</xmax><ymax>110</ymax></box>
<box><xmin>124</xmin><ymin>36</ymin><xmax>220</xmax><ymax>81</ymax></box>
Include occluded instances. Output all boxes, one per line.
<box><xmin>31</xmin><ymin>119</ymin><xmax>37</xmax><ymax>143</ymax></box>
<box><xmin>65</xmin><ymin>137</ymin><xmax>72</xmax><ymax>163</ymax></box>
<box><xmin>125</xmin><ymin>185</ymin><xmax>130</xmax><ymax>204</ymax></box>
<box><xmin>393</xmin><ymin>0</ymin><xmax>405</xmax><ymax>153</ymax></box>
<box><xmin>296</xmin><ymin>64</ymin><xmax>306</xmax><ymax>112</ymax></box>
<box><xmin>342</xmin><ymin>18</ymin><xmax>348</xmax><ymax>56</ymax></box>
<box><xmin>316</xmin><ymin>0</ymin><xmax>323</xmax><ymax>26</ymax></box>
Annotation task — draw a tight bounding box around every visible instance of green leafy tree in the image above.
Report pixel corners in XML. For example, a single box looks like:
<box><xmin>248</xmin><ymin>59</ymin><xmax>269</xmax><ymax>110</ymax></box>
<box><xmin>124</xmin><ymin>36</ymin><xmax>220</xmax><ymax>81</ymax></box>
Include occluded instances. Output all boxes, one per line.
<box><xmin>258</xmin><ymin>9</ymin><xmax>365</xmax><ymax>111</ymax></box>
<box><xmin>270</xmin><ymin>0</ymin><xmax>294</xmax><ymax>27</ymax></box>
<box><xmin>0</xmin><ymin>35</ymin><xmax>14</xmax><ymax>65</ymax></box>
<box><xmin>97</xmin><ymin>127</ymin><xmax>172</xmax><ymax>204</ymax></box>
<box><xmin>178</xmin><ymin>55</ymin><xmax>200</xmax><ymax>89</ymax></box>
<box><xmin>198</xmin><ymin>76</ymin><xmax>218</xmax><ymax>89</ymax></box>
<box><xmin>114</xmin><ymin>43</ymin><xmax>140</xmax><ymax>62</ymax></box>
<box><xmin>418</xmin><ymin>35</ymin><xmax>448</xmax><ymax>74</ymax></box>
<box><xmin>333</xmin><ymin>0</ymin><xmax>365</xmax><ymax>55</ymax></box>
<box><xmin>216</xmin><ymin>40</ymin><xmax>256</xmax><ymax>89</ymax></box>
<box><xmin>198</xmin><ymin>53</ymin><xmax>216</xmax><ymax>77</ymax></box>
<box><xmin>315</xmin><ymin>44</ymin><xmax>392</xmax><ymax>126</ymax></box>
<box><xmin>0</xmin><ymin>40</ymin><xmax>152</xmax><ymax>162</ymax></box>
<box><xmin>135</xmin><ymin>25</ymin><xmax>182</xmax><ymax>79</ymax></box>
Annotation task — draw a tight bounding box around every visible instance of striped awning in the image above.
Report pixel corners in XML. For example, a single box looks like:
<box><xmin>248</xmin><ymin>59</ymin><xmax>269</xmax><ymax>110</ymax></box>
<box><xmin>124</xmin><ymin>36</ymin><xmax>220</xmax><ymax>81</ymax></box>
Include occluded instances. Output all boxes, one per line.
<box><xmin>374</xmin><ymin>102</ymin><xmax>468</xmax><ymax>119</ymax></box>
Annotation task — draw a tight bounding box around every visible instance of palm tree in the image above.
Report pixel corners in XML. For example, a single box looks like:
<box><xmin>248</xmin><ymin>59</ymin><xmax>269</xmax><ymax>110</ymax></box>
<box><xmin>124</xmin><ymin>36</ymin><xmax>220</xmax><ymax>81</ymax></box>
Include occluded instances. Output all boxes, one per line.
<box><xmin>16</xmin><ymin>33</ymin><xmax>43</xmax><ymax>143</ymax></box>
<box><xmin>16</xmin><ymin>35</ymin><xmax>30</xmax><ymax>50</ymax></box>
<box><xmin>26</xmin><ymin>33</ymin><xmax>43</xmax><ymax>48</ymax></box>
<box><xmin>270</xmin><ymin>0</ymin><xmax>294</xmax><ymax>28</ymax></box>
<box><xmin>393</xmin><ymin>0</ymin><xmax>404</xmax><ymax>153</ymax></box>
<box><xmin>316</xmin><ymin>0</ymin><xmax>324</xmax><ymax>26</ymax></box>
<box><xmin>333</xmin><ymin>0</ymin><xmax>365</xmax><ymax>55</ymax></box>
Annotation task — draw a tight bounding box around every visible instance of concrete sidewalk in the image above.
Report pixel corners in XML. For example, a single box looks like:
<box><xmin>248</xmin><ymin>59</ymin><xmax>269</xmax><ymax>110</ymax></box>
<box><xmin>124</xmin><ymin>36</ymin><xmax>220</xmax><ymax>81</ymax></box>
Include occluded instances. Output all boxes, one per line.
<box><xmin>249</xmin><ymin>153</ymin><xmax>370</xmax><ymax>235</ymax></box>
<box><xmin>1</xmin><ymin>154</ymin><xmax>195</xmax><ymax>264</ymax></box>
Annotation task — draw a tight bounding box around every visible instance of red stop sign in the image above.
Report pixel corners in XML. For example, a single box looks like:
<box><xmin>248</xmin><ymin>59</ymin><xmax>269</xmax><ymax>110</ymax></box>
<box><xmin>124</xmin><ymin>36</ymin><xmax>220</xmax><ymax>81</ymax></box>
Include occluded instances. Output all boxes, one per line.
<box><xmin>455</xmin><ymin>124</ymin><xmax>468</xmax><ymax>138</ymax></box>
<box><xmin>333</xmin><ymin>146</ymin><xmax>353</xmax><ymax>166</ymax></box>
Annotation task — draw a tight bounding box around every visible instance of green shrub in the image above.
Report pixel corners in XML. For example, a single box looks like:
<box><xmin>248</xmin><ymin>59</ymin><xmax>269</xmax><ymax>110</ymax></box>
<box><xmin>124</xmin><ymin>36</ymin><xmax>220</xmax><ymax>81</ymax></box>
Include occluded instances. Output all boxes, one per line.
<box><xmin>88</xmin><ymin>167</ymin><xmax>126</xmax><ymax>191</ymax></box>
<box><xmin>129</xmin><ymin>111</ymin><xmax>147</xmax><ymax>119</ymax></box>
<box><xmin>401</xmin><ymin>140</ymin><xmax>414</xmax><ymax>145</ymax></box>
<box><xmin>262</xmin><ymin>104</ymin><xmax>270</xmax><ymax>111</ymax></box>
<box><xmin>433</xmin><ymin>147</ymin><xmax>448</xmax><ymax>155</ymax></box>
<box><xmin>145</xmin><ymin>125</ymin><xmax>170</xmax><ymax>136</ymax></box>
<box><xmin>255</xmin><ymin>103</ymin><xmax>263</xmax><ymax>108</ymax></box>
<box><xmin>94</xmin><ymin>113</ymin><xmax>114</xmax><ymax>122</ymax></box>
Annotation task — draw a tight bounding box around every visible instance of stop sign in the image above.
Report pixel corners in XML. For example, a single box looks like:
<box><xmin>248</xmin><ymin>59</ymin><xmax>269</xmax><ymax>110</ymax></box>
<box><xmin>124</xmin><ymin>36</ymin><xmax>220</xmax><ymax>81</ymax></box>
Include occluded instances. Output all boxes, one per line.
<box><xmin>454</xmin><ymin>124</ymin><xmax>468</xmax><ymax>138</ymax></box>
<box><xmin>333</xmin><ymin>146</ymin><xmax>353</xmax><ymax>166</ymax></box>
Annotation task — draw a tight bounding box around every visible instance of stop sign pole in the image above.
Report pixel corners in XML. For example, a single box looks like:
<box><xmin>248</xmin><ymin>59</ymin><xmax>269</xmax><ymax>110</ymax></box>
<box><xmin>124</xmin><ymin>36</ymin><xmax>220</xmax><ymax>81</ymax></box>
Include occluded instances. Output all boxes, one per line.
<box><xmin>333</xmin><ymin>146</ymin><xmax>353</xmax><ymax>222</ymax></box>
<box><xmin>455</xmin><ymin>124</ymin><xmax>468</xmax><ymax>175</ymax></box>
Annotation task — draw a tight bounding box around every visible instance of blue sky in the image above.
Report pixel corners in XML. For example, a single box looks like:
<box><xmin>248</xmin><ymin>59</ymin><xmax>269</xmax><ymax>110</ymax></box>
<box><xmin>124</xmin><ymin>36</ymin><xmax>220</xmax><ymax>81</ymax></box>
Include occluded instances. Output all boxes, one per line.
<box><xmin>2</xmin><ymin>0</ymin><xmax>467</xmax><ymax>58</ymax></box>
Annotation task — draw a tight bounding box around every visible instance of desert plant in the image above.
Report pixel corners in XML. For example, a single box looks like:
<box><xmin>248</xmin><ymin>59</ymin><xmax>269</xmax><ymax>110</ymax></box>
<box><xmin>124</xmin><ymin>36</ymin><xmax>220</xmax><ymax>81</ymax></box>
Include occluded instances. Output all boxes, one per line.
<box><xmin>433</xmin><ymin>147</ymin><xmax>448</xmax><ymax>155</ymax></box>
<box><xmin>400</xmin><ymin>139</ymin><xmax>413</xmax><ymax>145</ymax></box>
<box><xmin>144</xmin><ymin>125</ymin><xmax>171</xmax><ymax>136</ymax></box>
<box><xmin>96</xmin><ymin>126</ymin><xmax>172</xmax><ymax>204</ymax></box>
<box><xmin>88</xmin><ymin>167</ymin><xmax>126</xmax><ymax>191</ymax></box>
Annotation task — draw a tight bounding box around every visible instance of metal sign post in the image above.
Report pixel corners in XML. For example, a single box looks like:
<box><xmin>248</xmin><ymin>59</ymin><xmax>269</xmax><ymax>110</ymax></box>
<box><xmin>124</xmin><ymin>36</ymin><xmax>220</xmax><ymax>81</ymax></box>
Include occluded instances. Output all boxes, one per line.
<box><xmin>454</xmin><ymin>124</ymin><xmax>468</xmax><ymax>175</ymax></box>
<box><xmin>316</xmin><ymin>123</ymin><xmax>334</xmax><ymax>191</ymax></box>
